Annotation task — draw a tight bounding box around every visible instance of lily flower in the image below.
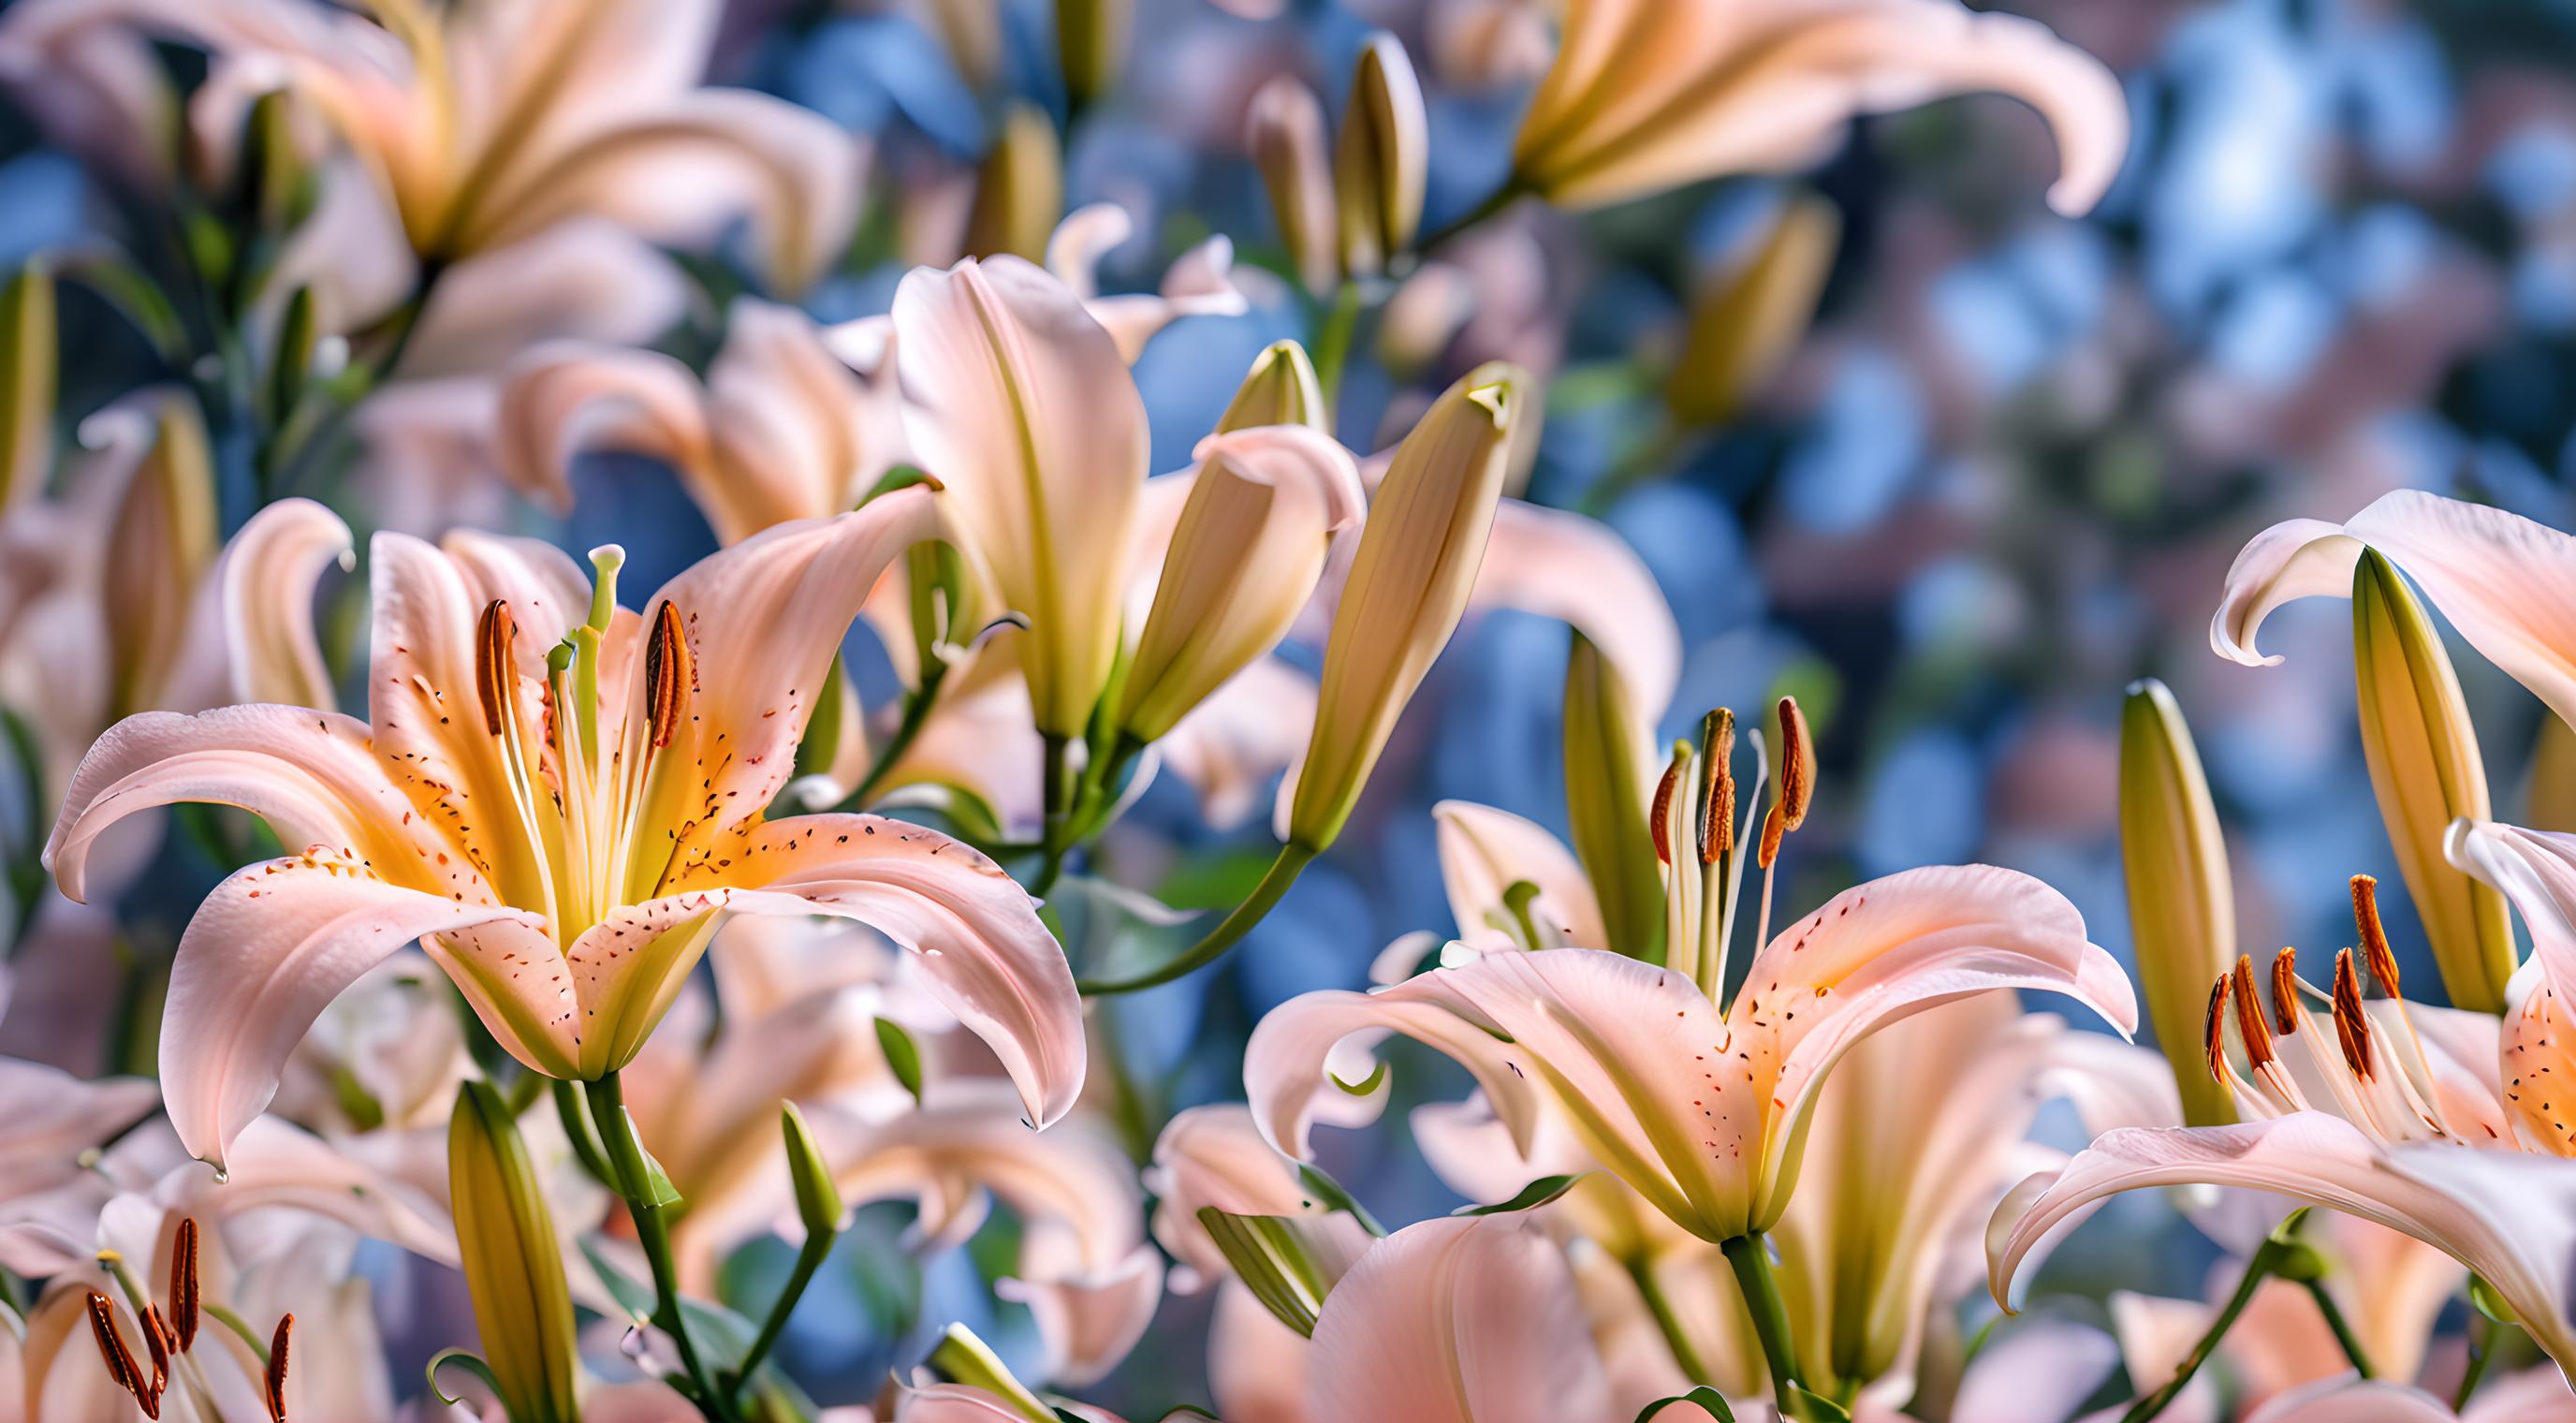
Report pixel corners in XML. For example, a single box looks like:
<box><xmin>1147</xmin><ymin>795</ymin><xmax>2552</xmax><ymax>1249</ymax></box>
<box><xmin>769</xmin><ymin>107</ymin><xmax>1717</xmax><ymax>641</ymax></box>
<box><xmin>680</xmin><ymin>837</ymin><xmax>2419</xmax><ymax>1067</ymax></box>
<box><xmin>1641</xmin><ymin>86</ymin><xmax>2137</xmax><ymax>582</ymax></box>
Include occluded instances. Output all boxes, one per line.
<box><xmin>42</xmin><ymin>495</ymin><xmax>1083</xmax><ymax>1168</ymax></box>
<box><xmin>1508</xmin><ymin>0</ymin><xmax>2130</xmax><ymax>215</ymax></box>
<box><xmin>812</xmin><ymin>1083</ymin><xmax>1165</xmax><ymax>1387</ymax></box>
<box><xmin>1248</xmin><ymin>859</ymin><xmax>2133</xmax><ymax>1245</ymax></box>
<box><xmin>1990</xmin><ymin>882</ymin><xmax>2576</xmax><ymax>1381</ymax></box>
<box><xmin>2243</xmin><ymin>1372</ymin><xmax>2576</xmax><ymax>1422</ymax></box>
<box><xmin>0</xmin><ymin>0</ymin><xmax>862</xmax><ymax>289</ymax></box>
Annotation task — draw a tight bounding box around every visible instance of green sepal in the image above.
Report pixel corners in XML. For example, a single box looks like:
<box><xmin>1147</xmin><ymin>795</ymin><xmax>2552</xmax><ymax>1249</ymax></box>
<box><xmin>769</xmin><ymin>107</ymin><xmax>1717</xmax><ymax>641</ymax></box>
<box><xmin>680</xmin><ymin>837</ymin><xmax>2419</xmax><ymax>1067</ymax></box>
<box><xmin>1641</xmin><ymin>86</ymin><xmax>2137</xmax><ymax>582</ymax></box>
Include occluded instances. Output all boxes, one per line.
<box><xmin>1635</xmin><ymin>1387</ymin><xmax>1738</xmax><ymax>1422</ymax></box>
<box><xmin>874</xmin><ymin>1017</ymin><xmax>926</xmax><ymax>1105</ymax></box>
<box><xmin>1454</xmin><ymin>1173</ymin><xmax>1581</xmax><ymax>1216</ymax></box>
<box><xmin>427</xmin><ymin>1348</ymin><xmax>506</xmax><ymax>1407</ymax></box>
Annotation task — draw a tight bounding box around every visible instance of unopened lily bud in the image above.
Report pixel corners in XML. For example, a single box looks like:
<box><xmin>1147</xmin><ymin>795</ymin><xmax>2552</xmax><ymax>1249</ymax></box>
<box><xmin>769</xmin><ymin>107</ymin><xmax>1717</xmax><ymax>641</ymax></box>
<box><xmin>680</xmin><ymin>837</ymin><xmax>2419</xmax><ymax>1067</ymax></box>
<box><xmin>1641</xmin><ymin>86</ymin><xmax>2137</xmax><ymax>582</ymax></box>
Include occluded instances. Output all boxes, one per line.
<box><xmin>0</xmin><ymin>262</ymin><xmax>54</xmax><ymax>513</ymax></box>
<box><xmin>1663</xmin><ymin>194</ymin><xmax>1839</xmax><ymax>429</ymax></box>
<box><xmin>269</xmin><ymin>285</ymin><xmax>318</xmax><ymax>429</ymax></box>
<box><xmin>1249</xmin><ymin>77</ymin><xmax>1338</xmax><ymax>295</ymax></box>
<box><xmin>781</xmin><ymin>1102</ymin><xmax>845</xmax><ymax>1240</ymax></box>
<box><xmin>1756</xmin><ymin>696</ymin><xmax>1814</xmax><ymax>869</ymax></box>
<box><xmin>2351</xmin><ymin>549</ymin><xmax>2514</xmax><ymax>1014</ymax></box>
<box><xmin>104</xmin><ymin>398</ymin><xmax>218</xmax><ymax>718</ymax></box>
<box><xmin>241</xmin><ymin>89</ymin><xmax>316</xmax><ymax>233</ymax></box>
<box><xmin>2529</xmin><ymin>714</ymin><xmax>2576</xmax><ymax>832</ymax></box>
<box><xmin>1288</xmin><ymin>363</ymin><xmax>1524</xmax><ymax>850</ymax></box>
<box><xmin>1218</xmin><ymin>340</ymin><xmax>1329</xmax><ymax>433</ymax></box>
<box><xmin>1119</xmin><ymin>427</ymin><xmax>1364</xmax><ymax>744</ymax></box>
<box><xmin>1334</xmin><ymin>33</ymin><xmax>1428</xmax><ymax>279</ymax></box>
<box><xmin>964</xmin><ymin>103</ymin><xmax>1063</xmax><ymax>264</ymax></box>
<box><xmin>447</xmin><ymin>1081</ymin><xmax>580</xmax><ymax>1423</ymax></box>
<box><xmin>1194</xmin><ymin>1207</ymin><xmax>1363</xmax><ymax>1338</ymax></box>
<box><xmin>927</xmin><ymin>1325</ymin><xmax>1057</xmax><ymax>1422</ymax></box>
<box><xmin>2119</xmin><ymin>679</ymin><xmax>2238</xmax><ymax>1126</ymax></box>
<box><xmin>1562</xmin><ymin>634</ymin><xmax>1664</xmax><ymax>961</ymax></box>
<box><xmin>1056</xmin><ymin>0</ymin><xmax>1133</xmax><ymax>111</ymax></box>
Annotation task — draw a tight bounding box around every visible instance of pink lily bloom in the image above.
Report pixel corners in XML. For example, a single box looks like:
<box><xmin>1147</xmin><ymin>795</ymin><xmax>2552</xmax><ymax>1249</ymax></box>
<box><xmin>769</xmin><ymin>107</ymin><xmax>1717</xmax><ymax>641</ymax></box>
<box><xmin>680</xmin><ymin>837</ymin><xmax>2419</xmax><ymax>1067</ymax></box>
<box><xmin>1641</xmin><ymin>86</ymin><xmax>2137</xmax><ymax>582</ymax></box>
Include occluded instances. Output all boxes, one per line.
<box><xmin>42</xmin><ymin>495</ymin><xmax>1082</xmax><ymax>1169</ymax></box>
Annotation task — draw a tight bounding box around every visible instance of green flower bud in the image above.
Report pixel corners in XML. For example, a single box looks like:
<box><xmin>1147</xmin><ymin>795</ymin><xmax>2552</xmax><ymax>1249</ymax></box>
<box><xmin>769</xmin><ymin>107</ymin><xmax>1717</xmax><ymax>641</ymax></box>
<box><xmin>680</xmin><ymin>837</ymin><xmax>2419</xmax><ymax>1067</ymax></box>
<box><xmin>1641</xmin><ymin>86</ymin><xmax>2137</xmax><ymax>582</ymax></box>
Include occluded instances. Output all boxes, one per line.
<box><xmin>1562</xmin><ymin>634</ymin><xmax>1664</xmax><ymax>961</ymax></box>
<box><xmin>2118</xmin><ymin>679</ymin><xmax>2238</xmax><ymax>1126</ymax></box>
<box><xmin>447</xmin><ymin>1080</ymin><xmax>580</xmax><ymax>1423</ymax></box>
<box><xmin>1218</xmin><ymin>340</ymin><xmax>1329</xmax><ymax>433</ymax></box>
<box><xmin>1334</xmin><ymin>33</ymin><xmax>1428</xmax><ymax>279</ymax></box>
<box><xmin>965</xmin><ymin>103</ymin><xmax>1063</xmax><ymax>265</ymax></box>
<box><xmin>2352</xmin><ymin>548</ymin><xmax>2515</xmax><ymax>1013</ymax></box>
<box><xmin>1663</xmin><ymin>194</ymin><xmax>1839</xmax><ymax>429</ymax></box>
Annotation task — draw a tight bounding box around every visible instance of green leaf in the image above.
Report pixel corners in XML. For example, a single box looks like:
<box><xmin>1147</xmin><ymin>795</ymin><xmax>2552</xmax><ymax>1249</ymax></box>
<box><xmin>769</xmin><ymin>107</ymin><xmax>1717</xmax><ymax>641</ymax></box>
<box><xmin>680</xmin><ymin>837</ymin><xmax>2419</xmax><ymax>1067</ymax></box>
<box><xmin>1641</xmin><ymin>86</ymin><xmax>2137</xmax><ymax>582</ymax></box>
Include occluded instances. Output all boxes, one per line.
<box><xmin>426</xmin><ymin>1348</ymin><xmax>505</xmax><ymax>1407</ymax></box>
<box><xmin>579</xmin><ymin>1239</ymin><xmax>763</xmax><ymax>1373</ymax></box>
<box><xmin>1787</xmin><ymin>1386</ymin><xmax>1852</xmax><ymax>1422</ymax></box>
<box><xmin>2468</xmin><ymin>1273</ymin><xmax>2518</xmax><ymax>1326</ymax></box>
<box><xmin>856</xmin><ymin>462</ymin><xmax>942</xmax><ymax>506</ymax></box>
<box><xmin>1634</xmin><ymin>1386</ymin><xmax>1737</xmax><ymax>1421</ymax></box>
<box><xmin>1294</xmin><ymin>1162</ymin><xmax>1385</xmax><ymax>1237</ymax></box>
<box><xmin>874</xmin><ymin>1017</ymin><xmax>926</xmax><ymax>1105</ymax></box>
<box><xmin>1455</xmin><ymin>1173</ymin><xmax>1582</xmax><ymax>1216</ymax></box>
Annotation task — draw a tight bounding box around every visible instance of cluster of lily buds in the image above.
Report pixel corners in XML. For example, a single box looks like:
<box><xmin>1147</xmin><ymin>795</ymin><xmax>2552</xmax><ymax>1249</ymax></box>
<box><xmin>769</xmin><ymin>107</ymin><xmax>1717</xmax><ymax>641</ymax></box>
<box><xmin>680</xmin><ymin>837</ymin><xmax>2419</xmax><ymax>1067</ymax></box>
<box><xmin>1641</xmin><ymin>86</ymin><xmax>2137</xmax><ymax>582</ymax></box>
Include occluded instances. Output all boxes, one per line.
<box><xmin>1250</xmin><ymin>32</ymin><xmax>1430</xmax><ymax>292</ymax></box>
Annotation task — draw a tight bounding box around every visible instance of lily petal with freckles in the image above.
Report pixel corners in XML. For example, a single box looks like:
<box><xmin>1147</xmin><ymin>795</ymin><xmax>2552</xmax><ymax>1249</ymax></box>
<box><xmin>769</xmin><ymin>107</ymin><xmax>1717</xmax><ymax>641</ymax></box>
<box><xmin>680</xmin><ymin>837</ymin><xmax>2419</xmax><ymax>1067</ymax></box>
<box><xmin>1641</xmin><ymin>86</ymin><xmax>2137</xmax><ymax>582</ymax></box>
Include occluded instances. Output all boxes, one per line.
<box><xmin>45</xmin><ymin>499</ymin><xmax>1082</xmax><ymax>1167</ymax></box>
<box><xmin>1249</xmin><ymin>864</ymin><xmax>2134</xmax><ymax>1242</ymax></box>
<box><xmin>1511</xmin><ymin>0</ymin><xmax>2130</xmax><ymax>216</ymax></box>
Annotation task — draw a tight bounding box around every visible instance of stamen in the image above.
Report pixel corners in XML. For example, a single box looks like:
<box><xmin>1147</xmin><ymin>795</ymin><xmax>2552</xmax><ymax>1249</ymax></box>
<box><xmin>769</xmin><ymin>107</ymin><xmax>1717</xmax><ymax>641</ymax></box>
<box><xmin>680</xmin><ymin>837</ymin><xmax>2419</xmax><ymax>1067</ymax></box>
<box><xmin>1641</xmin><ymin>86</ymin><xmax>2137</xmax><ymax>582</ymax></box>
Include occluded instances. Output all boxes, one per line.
<box><xmin>2269</xmin><ymin>947</ymin><xmax>2300</xmax><ymax>1035</ymax></box>
<box><xmin>169</xmin><ymin>1217</ymin><xmax>198</xmax><ymax>1353</ymax></box>
<box><xmin>2203</xmin><ymin>974</ymin><xmax>2232</xmax><ymax>1085</ymax></box>
<box><xmin>2230</xmin><ymin>955</ymin><xmax>2276</xmax><ymax>1069</ymax></box>
<box><xmin>86</xmin><ymin>1291</ymin><xmax>157</xmax><ymax>1418</ymax></box>
<box><xmin>2351</xmin><ymin>874</ymin><xmax>2401</xmax><ymax>995</ymax></box>
<box><xmin>644</xmin><ymin>602</ymin><xmax>691</xmax><ymax>749</ymax></box>
<box><xmin>1697</xmin><ymin>709</ymin><xmax>1734</xmax><ymax>865</ymax></box>
<box><xmin>1758</xmin><ymin>696</ymin><xmax>1815</xmax><ymax>870</ymax></box>
<box><xmin>266</xmin><ymin>1313</ymin><xmax>293</xmax><ymax>1423</ymax></box>
<box><xmin>2333</xmin><ymin>948</ymin><xmax>2375</xmax><ymax>1080</ymax></box>
<box><xmin>1649</xmin><ymin>751</ymin><xmax>1684</xmax><ymax>867</ymax></box>
<box><xmin>475</xmin><ymin>599</ymin><xmax>517</xmax><ymax>736</ymax></box>
<box><xmin>139</xmin><ymin>1302</ymin><xmax>169</xmax><ymax>1395</ymax></box>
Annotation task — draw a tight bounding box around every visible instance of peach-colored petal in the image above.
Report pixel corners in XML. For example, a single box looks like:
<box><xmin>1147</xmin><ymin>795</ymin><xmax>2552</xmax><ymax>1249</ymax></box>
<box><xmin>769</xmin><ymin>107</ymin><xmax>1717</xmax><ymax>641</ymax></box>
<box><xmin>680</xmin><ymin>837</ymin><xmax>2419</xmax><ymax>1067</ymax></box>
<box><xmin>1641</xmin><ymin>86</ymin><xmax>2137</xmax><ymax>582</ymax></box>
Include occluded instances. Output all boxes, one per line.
<box><xmin>1304</xmin><ymin>1215</ymin><xmax>1612</xmax><ymax>1423</ymax></box>
<box><xmin>2244</xmin><ymin>1378</ymin><xmax>2460</xmax><ymax>1423</ymax></box>
<box><xmin>1145</xmin><ymin>1103</ymin><xmax>1372</xmax><ymax>1293</ymax></box>
<box><xmin>995</xmin><ymin>1245</ymin><xmax>1165</xmax><ymax>1386</ymax></box>
<box><xmin>2217</xmin><ymin>491</ymin><xmax>2576</xmax><ymax>732</ymax></box>
<box><xmin>216</xmin><ymin>497</ymin><xmax>352</xmax><ymax>710</ymax></box>
<box><xmin>1431</xmin><ymin>800</ymin><xmax>1609</xmax><ymax>949</ymax></box>
<box><xmin>1047</xmin><ymin>206</ymin><xmax>1250</xmax><ymax>362</ymax></box>
<box><xmin>627</xmin><ymin>812</ymin><xmax>1082</xmax><ymax>1128</ymax></box>
<box><xmin>494</xmin><ymin>342</ymin><xmax>714</xmax><ymax>517</ymax></box>
<box><xmin>159</xmin><ymin>855</ymin><xmax>548</xmax><ymax>1166</ymax></box>
<box><xmin>2452</xmin><ymin>819</ymin><xmax>2576</xmax><ymax>1000</ymax></box>
<box><xmin>398</xmin><ymin>219</ymin><xmax>695</xmax><ymax>380</ymax></box>
<box><xmin>1988</xmin><ymin>1114</ymin><xmax>2576</xmax><ymax>1381</ymax></box>
<box><xmin>1515</xmin><ymin>0</ymin><xmax>2129</xmax><ymax>216</ymax></box>
<box><xmin>0</xmin><ymin>1058</ymin><xmax>157</xmax><ymax>1199</ymax></box>
<box><xmin>1210</xmin><ymin>1280</ymin><xmax>1316</xmax><ymax>1423</ymax></box>
<box><xmin>891</xmin><ymin>256</ymin><xmax>1149</xmax><ymax>737</ymax></box>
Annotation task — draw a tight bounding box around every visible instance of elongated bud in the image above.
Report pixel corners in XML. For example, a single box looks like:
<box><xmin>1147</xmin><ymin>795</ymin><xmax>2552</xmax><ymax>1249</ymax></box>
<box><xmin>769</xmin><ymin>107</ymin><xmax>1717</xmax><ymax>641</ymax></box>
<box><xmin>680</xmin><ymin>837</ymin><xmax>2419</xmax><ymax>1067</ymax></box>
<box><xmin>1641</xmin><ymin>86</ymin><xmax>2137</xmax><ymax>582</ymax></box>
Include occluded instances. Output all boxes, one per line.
<box><xmin>1219</xmin><ymin>340</ymin><xmax>1329</xmax><ymax>433</ymax></box>
<box><xmin>964</xmin><ymin>103</ymin><xmax>1063</xmax><ymax>265</ymax></box>
<box><xmin>1119</xmin><ymin>427</ymin><xmax>1364</xmax><ymax>743</ymax></box>
<box><xmin>781</xmin><ymin>1102</ymin><xmax>845</xmax><ymax>1240</ymax></box>
<box><xmin>1563</xmin><ymin>635</ymin><xmax>1664</xmax><ymax>960</ymax></box>
<box><xmin>0</xmin><ymin>263</ymin><xmax>55</xmax><ymax>513</ymax></box>
<box><xmin>927</xmin><ymin>1325</ymin><xmax>1058</xmax><ymax>1423</ymax></box>
<box><xmin>1193</xmin><ymin>1207</ymin><xmax>1364</xmax><ymax>1338</ymax></box>
<box><xmin>1756</xmin><ymin>696</ymin><xmax>1814</xmax><ymax>869</ymax></box>
<box><xmin>103</xmin><ymin>398</ymin><xmax>218</xmax><ymax>718</ymax></box>
<box><xmin>1055</xmin><ymin>0</ymin><xmax>1133</xmax><ymax>111</ymax></box>
<box><xmin>2351</xmin><ymin>549</ymin><xmax>2514</xmax><ymax>1013</ymax></box>
<box><xmin>1664</xmin><ymin>194</ymin><xmax>1840</xmax><ymax>429</ymax></box>
<box><xmin>1334</xmin><ymin>33</ymin><xmax>1428</xmax><ymax>279</ymax></box>
<box><xmin>2119</xmin><ymin>679</ymin><xmax>2239</xmax><ymax>1126</ymax></box>
<box><xmin>1250</xmin><ymin>77</ymin><xmax>1339</xmax><ymax>295</ymax></box>
<box><xmin>242</xmin><ymin>89</ymin><xmax>315</xmax><ymax>233</ymax></box>
<box><xmin>1289</xmin><ymin>364</ymin><xmax>1524</xmax><ymax>850</ymax></box>
<box><xmin>447</xmin><ymin>1080</ymin><xmax>580</xmax><ymax>1423</ymax></box>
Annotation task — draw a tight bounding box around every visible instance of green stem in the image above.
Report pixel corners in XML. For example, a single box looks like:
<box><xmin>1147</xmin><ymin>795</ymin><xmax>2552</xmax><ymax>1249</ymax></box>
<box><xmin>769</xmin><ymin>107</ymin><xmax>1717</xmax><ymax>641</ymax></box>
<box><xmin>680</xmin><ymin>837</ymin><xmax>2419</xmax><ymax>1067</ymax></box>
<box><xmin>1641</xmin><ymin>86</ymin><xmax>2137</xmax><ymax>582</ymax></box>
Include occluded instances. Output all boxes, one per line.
<box><xmin>1721</xmin><ymin>1233</ymin><xmax>1809</xmax><ymax>1421</ymax></box>
<box><xmin>271</xmin><ymin>258</ymin><xmax>446</xmax><ymax>498</ymax></box>
<box><xmin>2120</xmin><ymin>1238</ymin><xmax>2281</xmax><ymax>1423</ymax></box>
<box><xmin>1075</xmin><ymin>842</ymin><xmax>1317</xmax><ymax>994</ymax></box>
<box><xmin>728</xmin><ymin>1231</ymin><xmax>831</xmax><ymax>1395</ymax></box>
<box><xmin>841</xmin><ymin>666</ymin><xmax>947</xmax><ymax>811</ymax></box>
<box><xmin>1031</xmin><ymin>732</ymin><xmax>1075</xmax><ymax>898</ymax></box>
<box><xmin>586</xmin><ymin>1072</ymin><xmax>736</xmax><ymax>1423</ymax></box>
<box><xmin>1310</xmin><ymin>279</ymin><xmax>1363</xmax><ymax>419</ymax></box>
<box><xmin>1626</xmin><ymin>1254</ymin><xmax>1712</xmax><ymax>1386</ymax></box>
<box><xmin>1411</xmin><ymin>177</ymin><xmax>1533</xmax><ymax>257</ymax></box>
<box><xmin>2455</xmin><ymin>1313</ymin><xmax>2498</xmax><ymax>1412</ymax></box>
<box><xmin>2301</xmin><ymin>1279</ymin><xmax>2375</xmax><ymax>1380</ymax></box>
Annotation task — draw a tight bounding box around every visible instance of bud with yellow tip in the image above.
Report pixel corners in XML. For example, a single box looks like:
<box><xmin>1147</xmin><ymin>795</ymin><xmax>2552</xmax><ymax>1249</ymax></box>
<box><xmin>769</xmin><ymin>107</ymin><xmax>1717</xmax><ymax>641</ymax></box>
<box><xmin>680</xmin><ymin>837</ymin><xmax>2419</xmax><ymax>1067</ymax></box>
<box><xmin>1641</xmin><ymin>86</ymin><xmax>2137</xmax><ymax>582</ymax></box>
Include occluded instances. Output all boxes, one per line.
<box><xmin>1664</xmin><ymin>194</ymin><xmax>1839</xmax><ymax>429</ymax></box>
<box><xmin>2118</xmin><ymin>679</ymin><xmax>2239</xmax><ymax>1126</ymax></box>
<box><xmin>964</xmin><ymin>102</ymin><xmax>1064</xmax><ymax>264</ymax></box>
<box><xmin>1218</xmin><ymin>340</ymin><xmax>1329</xmax><ymax>433</ymax></box>
<box><xmin>1562</xmin><ymin>634</ymin><xmax>1665</xmax><ymax>961</ymax></box>
<box><xmin>101</xmin><ymin>397</ymin><xmax>217</xmax><ymax>719</ymax></box>
<box><xmin>1287</xmin><ymin>362</ymin><xmax>1523</xmax><ymax>851</ymax></box>
<box><xmin>0</xmin><ymin>263</ymin><xmax>52</xmax><ymax>515</ymax></box>
<box><xmin>1334</xmin><ymin>33</ymin><xmax>1428</xmax><ymax>280</ymax></box>
<box><xmin>1118</xmin><ymin>427</ymin><xmax>1364</xmax><ymax>746</ymax></box>
<box><xmin>2351</xmin><ymin>549</ymin><xmax>2515</xmax><ymax>1013</ymax></box>
<box><xmin>446</xmin><ymin>1080</ymin><xmax>580</xmax><ymax>1423</ymax></box>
